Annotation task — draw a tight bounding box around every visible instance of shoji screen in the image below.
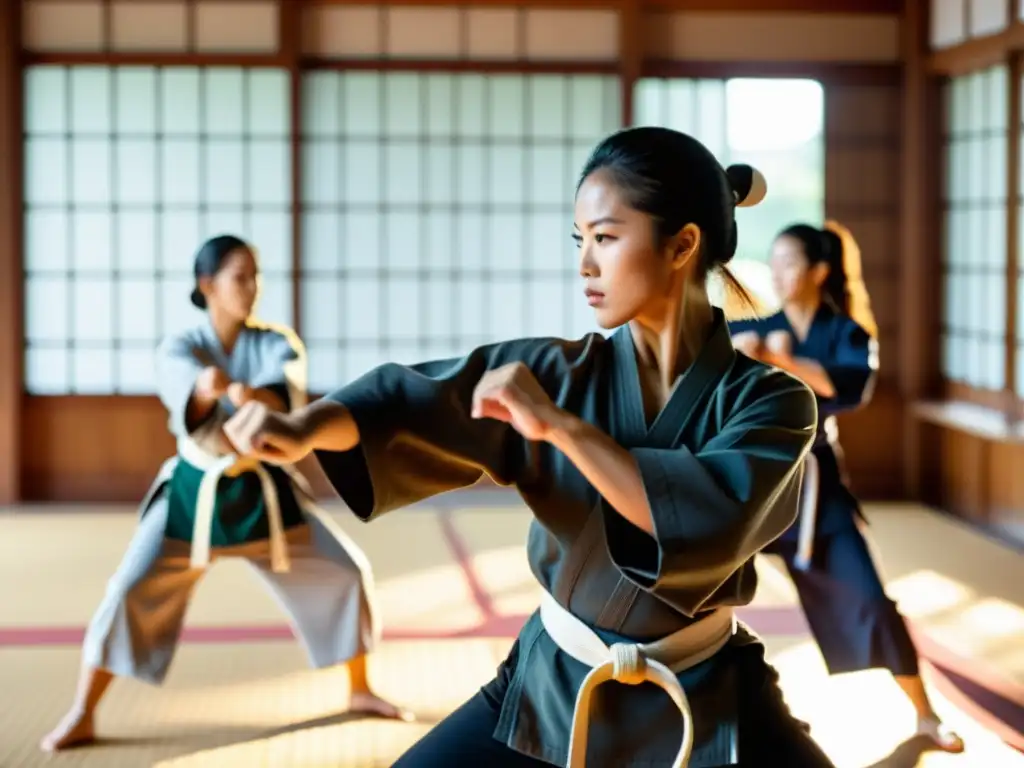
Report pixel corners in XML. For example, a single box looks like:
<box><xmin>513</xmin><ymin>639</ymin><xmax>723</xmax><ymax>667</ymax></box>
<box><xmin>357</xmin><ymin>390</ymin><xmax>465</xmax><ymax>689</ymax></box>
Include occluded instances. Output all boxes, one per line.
<box><xmin>941</xmin><ymin>65</ymin><xmax>1008</xmax><ymax>392</ymax></box>
<box><xmin>300</xmin><ymin>72</ymin><xmax>620</xmax><ymax>392</ymax></box>
<box><xmin>22</xmin><ymin>65</ymin><xmax>294</xmax><ymax>394</ymax></box>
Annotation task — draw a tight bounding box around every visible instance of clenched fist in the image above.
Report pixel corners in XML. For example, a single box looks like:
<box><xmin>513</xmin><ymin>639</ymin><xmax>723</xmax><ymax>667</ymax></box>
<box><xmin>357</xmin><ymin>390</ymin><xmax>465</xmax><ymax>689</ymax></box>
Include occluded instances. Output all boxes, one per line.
<box><xmin>227</xmin><ymin>381</ymin><xmax>254</xmax><ymax>408</ymax></box>
<box><xmin>731</xmin><ymin>331</ymin><xmax>762</xmax><ymax>358</ymax></box>
<box><xmin>471</xmin><ymin>362</ymin><xmax>563</xmax><ymax>442</ymax></box>
<box><xmin>764</xmin><ymin>330</ymin><xmax>793</xmax><ymax>357</ymax></box>
<box><xmin>224</xmin><ymin>400</ymin><xmax>311</xmax><ymax>465</ymax></box>
<box><xmin>196</xmin><ymin>366</ymin><xmax>231</xmax><ymax>400</ymax></box>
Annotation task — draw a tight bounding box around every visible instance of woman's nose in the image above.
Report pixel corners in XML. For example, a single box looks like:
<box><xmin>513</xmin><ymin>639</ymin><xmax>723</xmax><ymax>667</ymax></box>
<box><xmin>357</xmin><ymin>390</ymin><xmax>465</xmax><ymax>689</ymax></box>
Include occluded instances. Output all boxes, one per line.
<box><xmin>579</xmin><ymin>249</ymin><xmax>597</xmax><ymax>277</ymax></box>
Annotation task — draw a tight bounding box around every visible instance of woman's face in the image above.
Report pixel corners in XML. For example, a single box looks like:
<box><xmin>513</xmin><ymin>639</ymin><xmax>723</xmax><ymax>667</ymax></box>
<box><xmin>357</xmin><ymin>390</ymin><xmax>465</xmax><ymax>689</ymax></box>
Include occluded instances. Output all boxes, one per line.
<box><xmin>202</xmin><ymin>248</ymin><xmax>259</xmax><ymax>321</ymax></box>
<box><xmin>769</xmin><ymin>235</ymin><xmax>826</xmax><ymax>304</ymax></box>
<box><xmin>573</xmin><ymin>170</ymin><xmax>699</xmax><ymax>330</ymax></box>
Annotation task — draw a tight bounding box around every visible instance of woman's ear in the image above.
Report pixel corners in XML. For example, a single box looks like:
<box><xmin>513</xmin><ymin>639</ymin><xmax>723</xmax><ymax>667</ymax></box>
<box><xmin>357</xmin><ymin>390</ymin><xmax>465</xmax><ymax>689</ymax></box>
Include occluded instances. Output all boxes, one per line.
<box><xmin>669</xmin><ymin>223</ymin><xmax>701</xmax><ymax>271</ymax></box>
<box><xmin>197</xmin><ymin>275</ymin><xmax>214</xmax><ymax>301</ymax></box>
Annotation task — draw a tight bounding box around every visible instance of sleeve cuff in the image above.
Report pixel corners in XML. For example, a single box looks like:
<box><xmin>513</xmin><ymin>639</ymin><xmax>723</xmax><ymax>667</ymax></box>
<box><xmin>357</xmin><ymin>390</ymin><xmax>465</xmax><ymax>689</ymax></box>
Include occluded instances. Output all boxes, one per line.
<box><xmin>312</xmin><ymin>392</ymin><xmax>396</xmax><ymax>522</ymax></box>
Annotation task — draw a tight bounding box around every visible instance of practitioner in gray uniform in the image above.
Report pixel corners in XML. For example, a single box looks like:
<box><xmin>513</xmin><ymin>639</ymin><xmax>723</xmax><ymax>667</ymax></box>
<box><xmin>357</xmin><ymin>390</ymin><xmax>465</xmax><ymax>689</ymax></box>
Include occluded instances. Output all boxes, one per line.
<box><xmin>42</xmin><ymin>235</ymin><xmax>410</xmax><ymax>752</ymax></box>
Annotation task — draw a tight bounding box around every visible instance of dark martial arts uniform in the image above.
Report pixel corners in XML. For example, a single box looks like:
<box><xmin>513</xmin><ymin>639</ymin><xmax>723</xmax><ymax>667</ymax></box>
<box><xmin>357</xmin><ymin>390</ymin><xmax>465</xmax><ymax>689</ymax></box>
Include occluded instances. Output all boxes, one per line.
<box><xmin>312</xmin><ymin>309</ymin><xmax>837</xmax><ymax>767</ymax></box>
<box><xmin>730</xmin><ymin>305</ymin><xmax>920</xmax><ymax>679</ymax></box>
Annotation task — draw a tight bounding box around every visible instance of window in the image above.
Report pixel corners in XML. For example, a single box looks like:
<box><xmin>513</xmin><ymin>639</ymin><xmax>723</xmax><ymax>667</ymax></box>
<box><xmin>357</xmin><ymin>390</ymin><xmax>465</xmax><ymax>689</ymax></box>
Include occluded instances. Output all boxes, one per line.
<box><xmin>633</xmin><ymin>77</ymin><xmax>825</xmax><ymax>264</ymax></box>
<box><xmin>941</xmin><ymin>65</ymin><xmax>1007</xmax><ymax>392</ymax></box>
<box><xmin>300</xmin><ymin>72</ymin><xmax>620</xmax><ymax>393</ymax></box>
<box><xmin>23</xmin><ymin>65</ymin><xmax>293</xmax><ymax>394</ymax></box>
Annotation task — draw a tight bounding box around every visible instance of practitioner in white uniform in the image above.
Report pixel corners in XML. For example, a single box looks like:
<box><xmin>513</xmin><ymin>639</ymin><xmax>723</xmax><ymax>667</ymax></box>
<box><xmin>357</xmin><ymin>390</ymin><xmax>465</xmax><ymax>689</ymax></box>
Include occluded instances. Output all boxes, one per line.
<box><xmin>42</xmin><ymin>234</ymin><xmax>410</xmax><ymax>752</ymax></box>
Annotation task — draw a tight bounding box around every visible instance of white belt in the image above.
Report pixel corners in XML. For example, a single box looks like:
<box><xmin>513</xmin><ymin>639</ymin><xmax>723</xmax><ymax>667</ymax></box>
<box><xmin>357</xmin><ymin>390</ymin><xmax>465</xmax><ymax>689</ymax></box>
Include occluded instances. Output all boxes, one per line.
<box><xmin>179</xmin><ymin>437</ymin><xmax>290</xmax><ymax>573</ymax></box>
<box><xmin>539</xmin><ymin>590</ymin><xmax>736</xmax><ymax>768</ymax></box>
<box><xmin>793</xmin><ymin>452</ymin><xmax>820</xmax><ymax>572</ymax></box>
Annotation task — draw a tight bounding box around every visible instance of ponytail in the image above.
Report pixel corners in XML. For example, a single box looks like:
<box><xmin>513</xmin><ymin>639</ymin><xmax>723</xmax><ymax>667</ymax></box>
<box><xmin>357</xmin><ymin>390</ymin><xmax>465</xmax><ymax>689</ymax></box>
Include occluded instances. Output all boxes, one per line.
<box><xmin>818</xmin><ymin>228</ymin><xmax>849</xmax><ymax>316</ymax></box>
<box><xmin>823</xmin><ymin>220</ymin><xmax>878</xmax><ymax>339</ymax></box>
<box><xmin>711</xmin><ymin>261</ymin><xmax>777</xmax><ymax>321</ymax></box>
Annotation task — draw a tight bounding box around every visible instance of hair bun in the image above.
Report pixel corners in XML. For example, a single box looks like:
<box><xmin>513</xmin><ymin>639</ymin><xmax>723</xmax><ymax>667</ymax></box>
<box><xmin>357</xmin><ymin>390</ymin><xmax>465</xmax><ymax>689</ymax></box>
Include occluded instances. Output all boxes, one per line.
<box><xmin>190</xmin><ymin>287</ymin><xmax>207</xmax><ymax>310</ymax></box>
<box><xmin>725</xmin><ymin>164</ymin><xmax>767</xmax><ymax>208</ymax></box>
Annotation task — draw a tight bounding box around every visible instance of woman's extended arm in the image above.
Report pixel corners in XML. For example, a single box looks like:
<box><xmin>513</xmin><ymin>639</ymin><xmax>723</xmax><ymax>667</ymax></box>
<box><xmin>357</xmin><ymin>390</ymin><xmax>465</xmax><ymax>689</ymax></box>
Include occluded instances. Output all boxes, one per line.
<box><xmin>759</xmin><ymin>352</ymin><xmax>837</xmax><ymax>399</ymax></box>
<box><xmin>546</xmin><ymin>415</ymin><xmax>654</xmax><ymax>534</ymax></box>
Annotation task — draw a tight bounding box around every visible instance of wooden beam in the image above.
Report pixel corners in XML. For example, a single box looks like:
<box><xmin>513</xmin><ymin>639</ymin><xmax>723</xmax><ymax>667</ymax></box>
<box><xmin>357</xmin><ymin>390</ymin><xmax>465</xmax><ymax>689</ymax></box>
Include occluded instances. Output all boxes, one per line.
<box><xmin>620</xmin><ymin>0</ymin><xmax>642</xmax><ymax>125</ymax></box>
<box><xmin>299</xmin><ymin>58</ymin><xmax>617</xmax><ymax>74</ymax></box>
<box><xmin>640</xmin><ymin>0</ymin><xmax>901</xmax><ymax>10</ymax></box>
<box><xmin>1006</xmin><ymin>52</ymin><xmax>1021</xmax><ymax>420</ymax></box>
<box><xmin>281</xmin><ymin>0</ymin><xmax>303</xmax><ymax>339</ymax></box>
<box><xmin>900</xmin><ymin>0</ymin><xmax>938</xmax><ymax>499</ymax></box>
<box><xmin>302</xmin><ymin>0</ymin><xmax>900</xmax><ymax>9</ymax></box>
<box><xmin>0</xmin><ymin>0</ymin><xmax>22</xmax><ymax>504</ymax></box>
<box><xmin>23</xmin><ymin>52</ymin><xmax>289</xmax><ymax>66</ymax></box>
<box><xmin>642</xmin><ymin>60</ymin><xmax>901</xmax><ymax>86</ymax></box>
<box><xmin>928</xmin><ymin>24</ymin><xmax>1024</xmax><ymax>75</ymax></box>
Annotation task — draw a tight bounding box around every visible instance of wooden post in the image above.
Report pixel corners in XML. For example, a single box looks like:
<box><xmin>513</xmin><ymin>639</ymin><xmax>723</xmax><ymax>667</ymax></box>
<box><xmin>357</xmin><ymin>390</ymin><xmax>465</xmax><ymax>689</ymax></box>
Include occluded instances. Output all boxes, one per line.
<box><xmin>0</xmin><ymin>0</ymin><xmax>24</xmax><ymax>504</ymax></box>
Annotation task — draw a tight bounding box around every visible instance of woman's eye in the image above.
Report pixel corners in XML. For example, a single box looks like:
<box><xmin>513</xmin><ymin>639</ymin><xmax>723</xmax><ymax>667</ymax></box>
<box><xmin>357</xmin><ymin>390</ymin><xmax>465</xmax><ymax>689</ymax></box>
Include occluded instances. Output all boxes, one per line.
<box><xmin>594</xmin><ymin>233</ymin><xmax>606</xmax><ymax>244</ymax></box>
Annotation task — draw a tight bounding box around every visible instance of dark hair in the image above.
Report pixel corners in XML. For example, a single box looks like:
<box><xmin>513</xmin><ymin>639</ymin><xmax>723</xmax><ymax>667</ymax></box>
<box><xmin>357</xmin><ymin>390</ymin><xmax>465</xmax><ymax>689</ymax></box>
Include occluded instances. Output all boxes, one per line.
<box><xmin>778</xmin><ymin>221</ymin><xmax>878</xmax><ymax>338</ymax></box>
<box><xmin>777</xmin><ymin>223</ymin><xmax>849</xmax><ymax>314</ymax></box>
<box><xmin>190</xmin><ymin>234</ymin><xmax>252</xmax><ymax>310</ymax></box>
<box><xmin>577</xmin><ymin>127</ymin><xmax>767</xmax><ymax>297</ymax></box>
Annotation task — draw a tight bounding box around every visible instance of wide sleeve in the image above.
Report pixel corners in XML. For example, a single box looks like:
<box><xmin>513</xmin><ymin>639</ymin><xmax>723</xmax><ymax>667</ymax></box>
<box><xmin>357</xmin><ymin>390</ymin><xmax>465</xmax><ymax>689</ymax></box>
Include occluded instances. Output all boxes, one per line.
<box><xmin>603</xmin><ymin>369</ymin><xmax>817</xmax><ymax>616</ymax></box>
<box><xmin>313</xmin><ymin>339</ymin><xmax>563</xmax><ymax>522</ymax></box>
<box><xmin>155</xmin><ymin>332</ymin><xmax>216</xmax><ymax>440</ymax></box>
<box><xmin>250</xmin><ymin>328</ymin><xmax>307</xmax><ymax>412</ymax></box>
<box><xmin>818</xmin><ymin>318</ymin><xmax>878</xmax><ymax>415</ymax></box>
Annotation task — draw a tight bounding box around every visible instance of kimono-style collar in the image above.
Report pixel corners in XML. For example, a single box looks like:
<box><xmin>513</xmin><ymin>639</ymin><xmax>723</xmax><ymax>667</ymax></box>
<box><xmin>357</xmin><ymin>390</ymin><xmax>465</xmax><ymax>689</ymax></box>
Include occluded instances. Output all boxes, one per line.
<box><xmin>775</xmin><ymin>302</ymin><xmax>835</xmax><ymax>343</ymax></box>
<box><xmin>611</xmin><ymin>307</ymin><xmax>736</xmax><ymax>446</ymax></box>
<box><xmin>197</xmin><ymin>313</ymin><xmax>258</xmax><ymax>360</ymax></box>
<box><xmin>199</xmin><ymin>313</ymin><xmax>254</xmax><ymax>365</ymax></box>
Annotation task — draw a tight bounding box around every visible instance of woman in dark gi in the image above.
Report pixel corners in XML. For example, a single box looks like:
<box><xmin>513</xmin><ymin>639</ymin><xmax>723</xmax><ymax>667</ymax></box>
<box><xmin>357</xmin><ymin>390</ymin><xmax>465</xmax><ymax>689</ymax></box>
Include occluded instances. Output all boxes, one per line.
<box><xmin>730</xmin><ymin>221</ymin><xmax>964</xmax><ymax>753</ymax></box>
<box><xmin>223</xmin><ymin>127</ymin><xmax>836</xmax><ymax>767</ymax></box>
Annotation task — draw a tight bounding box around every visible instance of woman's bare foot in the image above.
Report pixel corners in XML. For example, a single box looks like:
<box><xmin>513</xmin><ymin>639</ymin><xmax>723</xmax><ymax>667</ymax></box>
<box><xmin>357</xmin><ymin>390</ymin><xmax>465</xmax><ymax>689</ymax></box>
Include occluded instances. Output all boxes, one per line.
<box><xmin>40</xmin><ymin>709</ymin><xmax>96</xmax><ymax>752</ymax></box>
<box><xmin>917</xmin><ymin>716</ymin><xmax>965</xmax><ymax>753</ymax></box>
<box><xmin>349</xmin><ymin>690</ymin><xmax>415</xmax><ymax>722</ymax></box>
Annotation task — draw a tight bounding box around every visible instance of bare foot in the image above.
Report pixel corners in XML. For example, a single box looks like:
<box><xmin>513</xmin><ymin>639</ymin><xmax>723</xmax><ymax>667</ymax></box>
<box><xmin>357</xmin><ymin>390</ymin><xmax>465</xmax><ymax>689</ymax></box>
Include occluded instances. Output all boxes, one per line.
<box><xmin>350</xmin><ymin>690</ymin><xmax>415</xmax><ymax>722</ymax></box>
<box><xmin>918</xmin><ymin>716</ymin><xmax>965</xmax><ymax>753</ymax></box>
<box><xmin>40</xmin><ymin>709</ymin><xmax>95</xmax><ymax>752</ymax></box>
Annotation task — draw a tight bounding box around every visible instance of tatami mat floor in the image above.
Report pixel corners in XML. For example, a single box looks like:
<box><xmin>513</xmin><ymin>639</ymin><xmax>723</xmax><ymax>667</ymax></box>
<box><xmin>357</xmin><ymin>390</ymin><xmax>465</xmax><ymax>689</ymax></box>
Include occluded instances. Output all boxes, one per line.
<box><xmin>1</xmin><ymin>496</ymin><xmax>1022</xmax><ymax>767</ymax></box>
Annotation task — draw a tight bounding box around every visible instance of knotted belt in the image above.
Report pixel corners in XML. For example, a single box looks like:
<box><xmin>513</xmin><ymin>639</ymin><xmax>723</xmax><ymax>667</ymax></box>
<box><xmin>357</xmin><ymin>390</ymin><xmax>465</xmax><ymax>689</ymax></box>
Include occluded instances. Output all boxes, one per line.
<box><xmin>539</xmin><ymin>590</ymin><xmax>736</xmax><ymax>768</ymax></box>
<box><xmin>179</xmin><ymin>437</ymin><xmax>291</xmax><ymax>573</ymax></box>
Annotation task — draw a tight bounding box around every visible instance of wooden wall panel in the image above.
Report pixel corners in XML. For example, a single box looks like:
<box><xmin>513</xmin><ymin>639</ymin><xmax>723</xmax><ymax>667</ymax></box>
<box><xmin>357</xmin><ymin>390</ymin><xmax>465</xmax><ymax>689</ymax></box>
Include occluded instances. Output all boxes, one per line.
<box><xmin>918</xmin><ymin>415</ymin><xmax>1024</xmax><ymax>549</ymax></box>
<box><xmin>22</xmin><ymin>0</ymin><xmax>282</xmax><ymax>55</ymax></box>
<box><xmin>825</xmin><ymin>81</ymin><xmax>905</xmax><ymax>499</ymax></box>
<box><xmin>913</xmin><ymin>402</ymin><xmax>1024</xmax><ymax>548</ymax></box>
<box><xmin>22</xmin><ymin>396</ymin><xmax>173</xmax><ymax>502</ymax></box>
<box><xmin>302</xmin><ymin>5</ymin><xmax>621</xmax><ymax>62</ymax></box>
<box><xmin>22</xmin><ymin>388</ymin><xmax>911</xmax><ymax>504</ymax></box>
<box><xmin>835</xmin><ymin>383</ymin><xmax>905</xmax><ymax>499</ymax></box>
<box><xmin>987</xmin><ymin>441</ymin><xmax>1024</xmax><ymax>545</ymax></box>
<box><xmin>644</xmin><ymin>12</ymin><xmax>901</xmax><ymax>63</ymax></box>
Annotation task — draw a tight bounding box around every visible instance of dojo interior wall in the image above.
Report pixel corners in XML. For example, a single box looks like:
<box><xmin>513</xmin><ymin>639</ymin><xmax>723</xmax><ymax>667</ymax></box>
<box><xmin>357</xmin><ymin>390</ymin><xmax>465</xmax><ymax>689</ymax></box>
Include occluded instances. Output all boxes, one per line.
<box><xmin>907</xmin><ymin>0</ymin><xmax>1024</xmax><ymax>548</ymax></box>
<box><xmin>0</xmin><ymin>1</ymin><xmax>910</xmax><ymax>506</ymax></box>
